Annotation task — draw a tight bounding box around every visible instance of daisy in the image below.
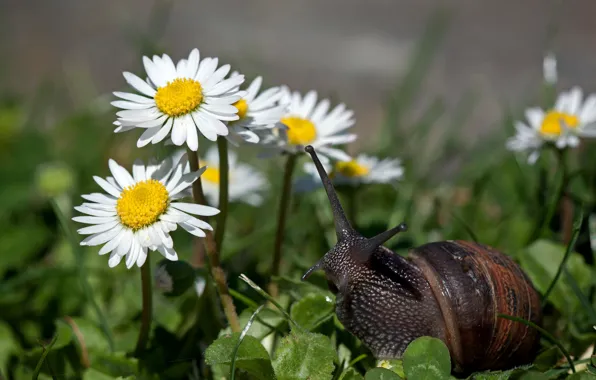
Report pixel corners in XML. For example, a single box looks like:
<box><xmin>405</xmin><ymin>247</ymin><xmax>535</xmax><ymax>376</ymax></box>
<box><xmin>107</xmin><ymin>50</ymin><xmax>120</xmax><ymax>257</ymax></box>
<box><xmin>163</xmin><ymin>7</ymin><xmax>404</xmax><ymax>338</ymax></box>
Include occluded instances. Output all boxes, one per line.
<box><xmin>303</xmin><ymin>154</ymin><xmax>404</xmax><ymax>187</ymax></box>
<box><xmin>225</xmin><ymin>72</ymin><xmax>287</xmax><ymax>145</ymax></box>
<box><xmin>506</xmin><ymin>86</ymin><xmax>596</xmax><ymax>164</ymax></box>
<box><xmin>112</xmin><ymin>48</ymin><xmax>245</xmax><ymax>151</ymax></box>
<box><xmin>73</xmin><ymin>153</ymin><xmax>219</xmax><ymax>269</ymax></box>
<box><xmin>263</xmin><ymin>87</ymin><xmax>357</xmax><ymax>161</ymax></box>
<box><xmin>199</xmin><ymin>146</ymin><xmax>268</xmax><ymax>206</ymax></box>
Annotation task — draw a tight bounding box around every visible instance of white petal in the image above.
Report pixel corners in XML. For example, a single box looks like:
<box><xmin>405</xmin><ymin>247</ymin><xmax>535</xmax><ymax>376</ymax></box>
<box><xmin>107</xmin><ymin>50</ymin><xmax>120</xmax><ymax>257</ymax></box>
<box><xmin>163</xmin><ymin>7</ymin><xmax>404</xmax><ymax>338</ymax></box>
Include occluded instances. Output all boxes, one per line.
<box><xmin>111</xmin><ymin>100</ymin><xmax>154</xmax><ymax>110</ymax></box>
<box><xmin>136</xmin><ymin>247</ymin><xmax>148</xmax><ymax>267</ymax></box>
<box><xmin>158</xmin><ymin>245</ymin><xmax>178</xmax><ymax>261</ymax></box>
<box><xmin>81</xmin><ymin>193</ymin><xmax>117</xmax><ymax>205</ymax></box>
<box><xmin>93</xmin><ymin>176</ymin><xmax>122</xmax><ymax>198</ymax></box>
<box><xmin>99</xmin><ymin>230</ymin><xmax>125</xmax><ymax>255</ymax></box>
<box><xmin>116</xmin><ymin>229</ymin><xmax>134</xmax><ymax>256</ymax></box>
<box><xmin>81</xmin><ymin>225</ymin><xmax>123</xmax><ymax>246</ymax></box>
<box><xmin>196</xmin><ymin>57</ymin><xmax>218</xmax><ymax>83</ymax></box>
<box><xmin>206</xmin><ymin>76</ymin><xmax>244</xmax><ymax>97</ymax></box>
<box><xmin>185</xmin><ymin>48</ymin><xmax>200</xmax><ymax>78</ymax></box>
<box><xmin>179</xmin><ymin>221</ymin><xmax>206</xmax><ymax>237</ymax></box>
<box><xmin>126</xmin><ymin>239</ymin><xmax>140</xmax><ymax>269</ymax></box>
<box><xmin>77</xmin><ymin>220</ymin><xmax>120</xmax><ymax>235</ymax></box>
<box><xmin>137</xmin><ymin>126</ymin><xmax>162</xmax><ymax>148</ymax></box>
<box><xmin>151</xmin><ymin>117</ymin><xmax>174</xmax><ymax>144</ymax></box>
<box><xmin>160</xmin><ymin>209</ymin><xmax>193</xmax><ymax>223</ymax></box>
<box><xmin>170</xmin><ymin>202</ymin><xmax>220</xmax><ymax>216</ymax></box>
<box><xmin>169</xmin><ymin>170</ymin><xmax>203</xmax><ymax>195</ymax></box>
<box><xmin>109</xmin><ymin>159</ymin><xmax>135</xmax><ymax>189</ymax></box>
<box><xmin>171</xmin><ymin>118</ymin><xmax>188</xmax><ymax>146</ymax></box>
<box><xmin>186</xmin><ymin>217</ymin><xmax>213</xmax><ymax>231</ymax></box>
<box><xmin>186</xmin><ymin>121</ymin><xmax>199</xmax><ymax>151</ymax></box>
<box><xmin>73</xmin><ymin>215</ymin><xmax>118</xmax><ymax>225</ymax></box>
<box><xmin>113</xmin><ymin>91</ymin><xmax>154</xmax><ymax>104</ymax></box>
<box><xmin>191</xmin><ymin>112</ymin><xmax>218</xmax><ymax>141</ymax></box>
<box><xmin>123</xmin><ymin>72</ymin><xmax>157</xmax><ymax>97</ymax></box>
<box><xmin>74</xmin><ymin>206</ymin><xmax>116</xmax><ymax>217</ymax></box>
<box><xmin>132</xmin><ymin>159</ymin><xmax>146</xmax><ymax>182</ymax></box>
<box><xmin>143</xmin><ymin>56</ymin><xmax>166</xmax><ymax>88</ymax></box>
<box><xmin>567</xmin><ymin>87</ymin><xmax>583</xmax><ymax>115</ymax></box>
<box><xmin>107</xmin><ymin>251</ymin><xmax>123</xmax><ymax>268</ymax></box>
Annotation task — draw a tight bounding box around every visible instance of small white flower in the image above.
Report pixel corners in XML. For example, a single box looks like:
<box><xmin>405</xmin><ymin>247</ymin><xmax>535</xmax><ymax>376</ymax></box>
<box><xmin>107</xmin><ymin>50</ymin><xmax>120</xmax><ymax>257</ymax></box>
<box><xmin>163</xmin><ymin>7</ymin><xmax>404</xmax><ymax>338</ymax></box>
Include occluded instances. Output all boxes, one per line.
<box><xmin>226</xmin><ymin>72</ymin><xmax>287</xmax><ymax>145</ymax></box>
<box><xmin>304</xmin><ymin>154</ymin><xmax>404</xmax><ymax>187</ymax></box>
<box><xmin>543</xmin><ymin>52</ymin><xmax>557</xmax><ymax>85</ymax></box>
<box><xmin>200</xmin><ymin>146</ymin><xmax>268</xmax><ymax>206</ymax></box>
<box><xmin>263</xmin><ymin>87</ymin><xmax>357</xmax><ymax>161</ymax></box>
<box><xmin>73</xmin><ymin>153</ymin><xmax>218</xmax><ymax>269</ymax></box>
<box><xmin>506</xmin><ymin>86</ymin><xmax>596</xmax><ymax>164</ymax></box>
<box><xmin>112</xmin><ymin>48</ymin><xmax>245</xmax><ymax>151</ymax></box>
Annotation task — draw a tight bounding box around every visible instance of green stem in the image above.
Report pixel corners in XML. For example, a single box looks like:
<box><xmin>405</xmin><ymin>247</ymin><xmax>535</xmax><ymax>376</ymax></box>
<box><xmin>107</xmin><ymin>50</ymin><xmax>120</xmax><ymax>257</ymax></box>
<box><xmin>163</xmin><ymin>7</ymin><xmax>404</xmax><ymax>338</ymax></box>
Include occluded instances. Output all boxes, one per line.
<box><xmin>187</xmin><ymin>148</ymin><xmax>241</xmax><ymax>333</ymax></box>
<box><xmin>215</xmin><ymin>138</ymin><xmax>229</xmax><ymax>253</ymax></box>
<box><xmin>269</xmin><ymin>153</ymin><xmax>297</xmax><ymax>297</ymax></box>
<box><xmin>51</xmin><ymin>199</ymin><xmax>114</xmax><ymax>351</ymax></box>
<box><xmin>134</xmin><ymin>259</ymin><xmax>152</xmax><ymax>356</ymax></box>
<box><xmin>530</xmin><ymin>147</ymin><xmax>569</xmax><ymax>243</ymax></box>
<box><xmin>542</xmin><ymin>207</ymin><xmax>583</xmax><ymax>307</ymax></box>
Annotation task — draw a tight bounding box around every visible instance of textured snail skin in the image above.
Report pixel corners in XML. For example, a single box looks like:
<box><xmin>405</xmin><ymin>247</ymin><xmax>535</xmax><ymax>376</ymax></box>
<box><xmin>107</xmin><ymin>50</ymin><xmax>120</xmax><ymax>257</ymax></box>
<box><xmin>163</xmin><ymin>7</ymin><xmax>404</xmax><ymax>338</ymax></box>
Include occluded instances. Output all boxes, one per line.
<box><xmin>322</xmin><ymin>238</ymin><xmax>542</xmax><ymax>373</ymax></box>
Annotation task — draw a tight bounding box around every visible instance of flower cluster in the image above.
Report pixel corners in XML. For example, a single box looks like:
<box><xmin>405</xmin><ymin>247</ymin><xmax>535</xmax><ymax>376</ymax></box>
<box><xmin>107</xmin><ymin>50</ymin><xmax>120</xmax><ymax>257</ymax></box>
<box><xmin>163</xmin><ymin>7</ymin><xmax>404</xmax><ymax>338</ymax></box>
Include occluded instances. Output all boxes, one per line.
<box><xmin>74</xmin><ymin>48</ymin><xmax>405</xmax><ymax>269</ymax></box>
<box><xmin>506</xmin><ymin>56</ymin><xmax>596</xmax><ymax>163</ymax></box>
<box><xmin>73</xmin><ymin>49</ymin><xmax>596</xmax><ymax>269</ymax></box>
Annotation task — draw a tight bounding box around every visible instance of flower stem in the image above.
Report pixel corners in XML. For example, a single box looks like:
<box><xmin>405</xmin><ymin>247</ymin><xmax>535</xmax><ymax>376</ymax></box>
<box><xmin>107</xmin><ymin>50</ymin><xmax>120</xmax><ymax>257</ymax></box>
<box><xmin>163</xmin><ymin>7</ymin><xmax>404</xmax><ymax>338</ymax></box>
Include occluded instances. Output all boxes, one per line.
<box><xmin>187</xmin><ymin>148</ymin><xmax>241</xmax><ymax>333</ymax></box>
<box><xmin>215</xmin><ymin>138</ymin><xmax>229</xmax><ymax>252</ymax></box>
<box><xmin>134</xmin><ymin>259</ymin><xmax>152</xmax><ymax>356</ymax></box>
<box><xmin>530</xmin><ymin>147</ymin><xmax>569</xmax><ymax>243</ymax></box>
<box><xmin>269</xmin><ymin>153</ymin><xmax>297</xmax><ymax>297</ymax></box>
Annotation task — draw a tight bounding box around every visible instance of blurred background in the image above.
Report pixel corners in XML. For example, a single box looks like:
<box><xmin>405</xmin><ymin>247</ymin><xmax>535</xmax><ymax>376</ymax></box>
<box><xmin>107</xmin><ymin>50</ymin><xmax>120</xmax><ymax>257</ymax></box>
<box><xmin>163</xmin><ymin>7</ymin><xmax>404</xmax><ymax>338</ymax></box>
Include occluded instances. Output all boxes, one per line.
<box><xmin>3</xmin><ymin>0</ymin><xmax>596</xmax><ymax>149</ymax></box>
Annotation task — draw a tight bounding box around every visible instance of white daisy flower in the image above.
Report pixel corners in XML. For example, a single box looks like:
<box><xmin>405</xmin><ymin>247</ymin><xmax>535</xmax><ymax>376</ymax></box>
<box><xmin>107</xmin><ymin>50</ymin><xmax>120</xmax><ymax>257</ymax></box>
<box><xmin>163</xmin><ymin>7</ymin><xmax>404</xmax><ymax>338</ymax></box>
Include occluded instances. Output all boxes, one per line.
<box><xmin>112</xmin><ymin>48</ymin><xmax>245</xmax><ymax>151</ymax></box>
<box><xmin>199</xmin><ymin>146</ymin><xmax>268</xmax><ymax>206</ymax></box>
<box><xmin>73</xmin><ymin>153</ymin><xmax>219</xmax><ymax>269</ymax></box>
<box><xmin>506</xmin><ymin>86</ymin><xmax>596</xmax><ymax>164</ymax></box>
<box><xmin>264</xmin><ymin>87</ymin><xmax>357</xmax><ymax>161</ymax></box>
<box><xmin>303</xmin><ymin>154</ymin><xmax>404</xmax><ymax>187</ymax></box>
<box><xmin>225</xmin><ymin>72</ymin><xmax>287</xmax><ymax>145</ymax></box>
<box><xmin>543</xmin><ymin>52</ymin><xmax>557</xmax><ymax>85</ymax></box>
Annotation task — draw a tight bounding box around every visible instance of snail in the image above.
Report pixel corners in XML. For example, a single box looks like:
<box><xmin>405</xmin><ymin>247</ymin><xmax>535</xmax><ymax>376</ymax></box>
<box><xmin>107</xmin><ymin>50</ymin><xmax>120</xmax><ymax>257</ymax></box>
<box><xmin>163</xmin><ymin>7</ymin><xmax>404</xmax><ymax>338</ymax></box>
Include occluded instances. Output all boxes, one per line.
<box><xmin>301</xmin><ymin>145</ymin><xmax>542</xmax><ymax>374</ymax></box>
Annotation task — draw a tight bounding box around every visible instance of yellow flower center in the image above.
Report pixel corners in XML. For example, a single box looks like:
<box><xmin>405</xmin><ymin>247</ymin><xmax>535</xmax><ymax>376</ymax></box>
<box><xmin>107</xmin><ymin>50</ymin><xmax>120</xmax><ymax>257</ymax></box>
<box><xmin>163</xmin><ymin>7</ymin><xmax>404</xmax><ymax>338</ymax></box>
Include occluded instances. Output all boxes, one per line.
<box><xmin>154</xmin><ymin>78</ymin><xmax>203</xmax><ymax>117</ymax></box>
<box><xmin>539</xmin><ymin>111</ymin><xmax>580</xmax><ymax>137</ymax></box>
<box><xmin>202</xmin><ymin>167</ymin><xmax>220</xmax><ymax>184</ymax></box>
<box><xmin>333</xmin><ymin>160</ymin><xmax>369</xmax><ymax>178</ymax></box>
<box><xmin>233</xmin><ymin>99</ymin><xmax>249</xmax><ymax>119</ymax></box>
<box><xmin>116</xmin><ymin>179</ymin><xmax>169</xmax><ymax>230</ymax></box>
<box><xmin>281</xmin><ymin>117</ymin><xmax>318</xmax><ymax>145</ymax></box>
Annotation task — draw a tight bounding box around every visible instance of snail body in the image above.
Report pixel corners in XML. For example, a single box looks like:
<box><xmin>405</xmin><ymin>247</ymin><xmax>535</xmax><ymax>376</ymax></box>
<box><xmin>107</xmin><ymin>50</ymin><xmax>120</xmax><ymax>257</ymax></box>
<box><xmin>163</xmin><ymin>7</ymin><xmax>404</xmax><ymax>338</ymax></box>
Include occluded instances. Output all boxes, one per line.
<box><xmin>302</xmin><ymin>146</ymin><xmax>542</xmax><ymax>374</ymax></box>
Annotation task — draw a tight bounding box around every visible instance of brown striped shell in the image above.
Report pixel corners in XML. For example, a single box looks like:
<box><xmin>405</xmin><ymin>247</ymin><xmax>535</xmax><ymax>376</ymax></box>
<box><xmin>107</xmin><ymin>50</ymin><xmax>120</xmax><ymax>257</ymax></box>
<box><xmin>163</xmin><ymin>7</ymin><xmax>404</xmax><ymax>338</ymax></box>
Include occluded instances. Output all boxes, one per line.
<box><xmin>410</xmin><ymin>240</ymin><xmax>542</xmax><ymax>373</ymax></box>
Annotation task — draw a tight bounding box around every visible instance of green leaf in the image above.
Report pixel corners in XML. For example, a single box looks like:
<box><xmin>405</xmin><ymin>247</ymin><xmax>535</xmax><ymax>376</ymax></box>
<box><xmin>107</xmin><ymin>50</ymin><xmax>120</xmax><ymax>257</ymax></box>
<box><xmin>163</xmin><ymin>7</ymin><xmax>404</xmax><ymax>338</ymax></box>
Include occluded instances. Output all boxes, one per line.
<box><xmin>69</xmin><ymin>318</ymin><xmax>111</xmax><ymax>352</ymax></box>
<box><xmin>402</xmin><ymin>336</ymin><xmax>451</xmax><ymax>380</ymax></box>
<box><xmin>532</xmin><ymin>346</ymin><xmax>560</xmax><ymax>371</ymax></box>
<box><xmin>205</xmin><ymin>332</ymin><xmax>274</xmax><ymax>380</ymax></box>
<box><xmin>88</xmin><ymin>351</ymin><xmax>137</xmax><ymax>378</ymax></box>
<box><xmin>273</xmin><ymin>331</ymin><xmax>336</xmax><ymax>380</ymax></box>
<box><xmin>519</xmin><ymin>239</ymin><xmax>592</xmax><ymax>315</ymax></box>
<box><xmin>290</xmin><ymin>293</ymin><xmax>334</xmax><ymax>330</ymax></box>
<box><xmin>567</xmin><ymin>372</ymin><xmax>596</xmax><ymax>379</ymax></box>
<box><xmin>471</xmin><ymin>368</ymin><xmax>522</xmax><ymax>380</ymax></box>
<box><xmin>377</xmin><ymin>360</ymin><xmax>405</xmax><ymax>378</ymax></box>
<box><xmin>53</xmin><ymin>319</ymin><xmax>74</xmax><ymax>349</ymax></box>
<box><xmin>364</xmin><ymin>368</ymin><xmax>401</xmax><ymax>380</ymax></box>
<box><xmin>0</xmin><ymin>322</ymin><xmax>18</xmax><ymax>373</ymax></box>
<box><xmin>517</xmin><ymin>371</ymin><xmax>549</xmax><ymax>380</ymax></box>
<box><xmin>339</xmin><ymin>368</ymin><xmax>365</xmax><ymax>380</ymax></box>
<box><xmin>83</xmin><ymin>368</ymin><xmax>117</xmax><ymax>380</ymax></box>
